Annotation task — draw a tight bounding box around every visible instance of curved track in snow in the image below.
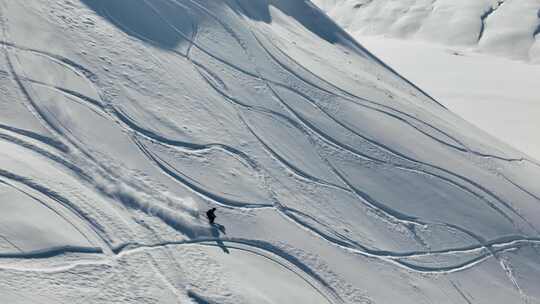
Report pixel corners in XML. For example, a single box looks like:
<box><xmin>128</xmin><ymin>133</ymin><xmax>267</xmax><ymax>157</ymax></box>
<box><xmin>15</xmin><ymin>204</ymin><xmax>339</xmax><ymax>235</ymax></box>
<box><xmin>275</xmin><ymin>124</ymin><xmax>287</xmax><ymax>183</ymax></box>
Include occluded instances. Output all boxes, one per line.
<box><xmin>1</xmin><ymin>1</ymin><xmax>540</xmax><ymax>303</ymax></box>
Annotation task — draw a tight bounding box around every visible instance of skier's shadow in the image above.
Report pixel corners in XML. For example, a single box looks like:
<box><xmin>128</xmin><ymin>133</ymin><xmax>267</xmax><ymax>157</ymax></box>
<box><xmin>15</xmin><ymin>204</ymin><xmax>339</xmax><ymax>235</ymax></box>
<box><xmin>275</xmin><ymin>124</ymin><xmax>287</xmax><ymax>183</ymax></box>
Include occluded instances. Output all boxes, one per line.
<box><xmin>211</xmin><ymin>223</ymin><xmax>229</xmax><ymax>254</ymax></box>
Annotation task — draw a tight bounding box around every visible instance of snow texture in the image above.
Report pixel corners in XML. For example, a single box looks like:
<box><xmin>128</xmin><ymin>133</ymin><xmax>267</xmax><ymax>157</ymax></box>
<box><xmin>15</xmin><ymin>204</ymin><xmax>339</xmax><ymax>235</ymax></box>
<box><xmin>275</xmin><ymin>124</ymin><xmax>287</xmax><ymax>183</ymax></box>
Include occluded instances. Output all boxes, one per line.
<box><xmin>0</xmin><ymin>0</ymin><xmax>539</xmax><ymax>303</ymax></box>
<box><xmin>314</xmin><ymin>0</ymin><xmax>540</xmax><ymax>160</ymax></box>
<box><xmin>313</xmin><ymin>0</ymin><xmax>540</xmax><ymax>62</ymax></box>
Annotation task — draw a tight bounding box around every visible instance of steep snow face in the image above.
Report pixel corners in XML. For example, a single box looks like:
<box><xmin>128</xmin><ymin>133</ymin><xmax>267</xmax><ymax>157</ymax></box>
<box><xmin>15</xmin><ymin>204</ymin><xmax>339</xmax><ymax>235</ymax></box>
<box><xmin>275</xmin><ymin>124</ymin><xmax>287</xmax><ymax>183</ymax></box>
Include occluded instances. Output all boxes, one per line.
<box><xmin>0</xmin><ymin>0</ymin><xmax>539</xmax><ymax>303</ymax></box>
<box><xmin>313</xmin><ymin>0</ymin><xmax>540</xmax><ymax>62</ymax></box>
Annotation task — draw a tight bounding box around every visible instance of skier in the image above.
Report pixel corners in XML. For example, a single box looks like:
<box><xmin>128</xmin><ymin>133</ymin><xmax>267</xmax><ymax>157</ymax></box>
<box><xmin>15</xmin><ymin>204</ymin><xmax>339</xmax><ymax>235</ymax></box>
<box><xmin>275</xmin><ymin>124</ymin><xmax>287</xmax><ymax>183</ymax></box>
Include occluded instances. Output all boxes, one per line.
<box><xmin>206</xmin><ymin>208</ymin><xmax>217</xmax><ymax>224</ymax></box>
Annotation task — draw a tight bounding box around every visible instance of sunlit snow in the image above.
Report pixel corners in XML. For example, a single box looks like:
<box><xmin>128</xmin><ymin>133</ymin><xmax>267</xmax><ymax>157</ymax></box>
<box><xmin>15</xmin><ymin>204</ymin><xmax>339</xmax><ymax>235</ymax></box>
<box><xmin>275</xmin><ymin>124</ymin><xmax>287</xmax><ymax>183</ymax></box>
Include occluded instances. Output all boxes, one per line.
<box><xmin>0</xmin><ymin>0</ymin><xmax>539</xmax><ymax>303</ymax></box>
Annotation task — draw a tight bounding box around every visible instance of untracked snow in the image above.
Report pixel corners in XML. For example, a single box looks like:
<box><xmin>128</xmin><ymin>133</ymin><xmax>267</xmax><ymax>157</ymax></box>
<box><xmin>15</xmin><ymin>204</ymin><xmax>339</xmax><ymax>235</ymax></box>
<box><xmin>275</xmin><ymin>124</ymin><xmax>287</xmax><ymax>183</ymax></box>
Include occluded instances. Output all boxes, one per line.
<box><xmin>0</xmin><ymin>0</ymin><xmax>539</xmax><ymax>303</ymax></box>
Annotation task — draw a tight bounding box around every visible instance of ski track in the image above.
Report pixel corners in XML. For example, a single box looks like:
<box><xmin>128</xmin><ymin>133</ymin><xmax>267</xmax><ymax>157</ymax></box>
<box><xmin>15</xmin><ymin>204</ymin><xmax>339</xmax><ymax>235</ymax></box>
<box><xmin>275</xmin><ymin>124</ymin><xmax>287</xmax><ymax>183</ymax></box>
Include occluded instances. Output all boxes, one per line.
<box><xmin>250</xmin><ymin>29</ymin><xmax>532</xmax><ymax>164</ymax></box>
<box><xmin>0</xmin><ymin>14</ymin><xmax>527</xmax><ymax>252</ymax></box>
<box><xmin>0</xmin><ymin>178</ymin><xmax>102</xmax><ymax>249</ymax></box>
<box><xmin>499</xmin><ymin>173</ymin><xmax>540</xmax><ymax>203</ymax></box>
<box><xmin>109</xmin><ymin>236</ymin><xmax>540</xmax><ymax>284</ymax></box>
<box><xmin>183</xmin><ymin>7</ymin><xmax>529</xmax><ymax>244</ymax></box>
<box><xmin>191</xmin><ymin>60</ymin><xmax>352</xmax><ymax>193</ymax></box>
<box><xmin>133</xmin><ymin>138</ymin><xmax>274</xmax><ymax>209</ymax></box>
<box><xmin>252</xmin><ymin>34</ymin><xmax>467</xmax><ymax>149</ymax></box>
<box><xmin>0</xmin><ymin>169</ymin><xmax>112</xmax><ymax>254</ymax></box>
<box><xmin>450</xmin><ymin>280</ymin><xmax>475</xmax><ymax>304</ymax></box>
<box><xmin>0</xmin><ymin>131</ymin><xmax>88</xmax><ymax>180</ymax></box>
<box><xmin>1</xmin><ymin>2</ymin><xmax>540</xmax><ymax>302</ymax></box>
<box><xmin>1</xmin><ymin>162</ymin><xmax>538</xmax><ymax>276</ymax></box>
<box><xmin>0</xmin><ymin>246</ymin><xmax>102</xmax><ymax>259</ymax></box>
<box><xmin>228</xmin><ymin>16</ymin><xmax>540</xmax><ymax>244</ymax></box>
<box><xmin>0</xmin><ymin>232</ymin><xmax>23</xmax><ymax>253</ymax></box>
<box><xmin>0</xmin><ymin>36</ymin><xmax>517</xmax><ymax>248</ymax></box>
<box><xmin>2</xmin><ymin>233</ymin><xmax>540</xmax><ymax>278</ymax></box>
<box><xmin>256</xmin><ymin>46</ymin><xmax>537</xmax><ymax>234</ymax></box>
<box><xmin>175</xmin><ymin>5</ymin><xmax>538</xmax><ymax>238</ymax></box>
<box><xmin>186</xmin><ymin>16</ymin><xmax>443</xmax><ymax>254</ymax></box>
<box><xmin>0</xmin><ymin>122</ymin><xmax>69</xmax><ymax>152</ymax></box>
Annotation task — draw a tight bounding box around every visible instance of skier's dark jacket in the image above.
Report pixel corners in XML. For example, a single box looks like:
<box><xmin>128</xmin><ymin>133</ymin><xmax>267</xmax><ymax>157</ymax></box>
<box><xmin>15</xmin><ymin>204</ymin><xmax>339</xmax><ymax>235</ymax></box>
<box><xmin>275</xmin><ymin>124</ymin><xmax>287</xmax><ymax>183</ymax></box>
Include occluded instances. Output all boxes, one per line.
<box><xmin>206</xmin><ymin>208</ymin><xmax>216</xmax><ymax>224</ymax></box>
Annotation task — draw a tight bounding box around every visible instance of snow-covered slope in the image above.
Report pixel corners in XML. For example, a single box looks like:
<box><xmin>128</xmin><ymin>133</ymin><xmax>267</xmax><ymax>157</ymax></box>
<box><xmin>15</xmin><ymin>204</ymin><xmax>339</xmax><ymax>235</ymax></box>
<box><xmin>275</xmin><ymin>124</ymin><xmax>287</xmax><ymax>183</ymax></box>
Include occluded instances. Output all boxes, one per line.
<box><xmin>1</xmin><ymin>0</ymin><xmax>539</xmax><ymax>303</ymax></box>
<box><xmin>355</xmin><ymin>36</ymin><xmax>540</xmax><ymax>161</ymax></box>
<box><xmin>314</xmin><ymin>0</ymin><xmax>540</xmax><ymax>62</ymax></box>
<box><xmin>314</xmin><ymin>0</ymin><xmax>540</xmax><ymax>160</ymax></box>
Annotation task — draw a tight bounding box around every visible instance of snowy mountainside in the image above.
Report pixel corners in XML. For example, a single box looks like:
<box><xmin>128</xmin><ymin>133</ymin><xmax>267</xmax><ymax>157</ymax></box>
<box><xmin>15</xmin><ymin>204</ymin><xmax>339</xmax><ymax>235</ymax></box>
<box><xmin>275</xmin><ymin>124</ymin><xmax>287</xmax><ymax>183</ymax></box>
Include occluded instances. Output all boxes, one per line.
<box><xmin>0</xmin><ymin>0</ymin><xmax>540</xmax><ymax>303</ymax></box>
<box><xmin>313</xmin><ymin>0</ymin><xmax>540</xmax><ymax>62</ymax></box>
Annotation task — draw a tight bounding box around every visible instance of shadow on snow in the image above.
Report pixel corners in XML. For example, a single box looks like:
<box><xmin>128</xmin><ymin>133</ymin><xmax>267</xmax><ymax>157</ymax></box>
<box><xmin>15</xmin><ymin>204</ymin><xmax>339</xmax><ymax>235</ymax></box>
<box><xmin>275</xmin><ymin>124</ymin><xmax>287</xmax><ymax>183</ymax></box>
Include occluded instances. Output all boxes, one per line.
<box><xmin>81</xmin><ymin>0</ymin><xmax>194</xmax><ymax>49</ymax></box>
